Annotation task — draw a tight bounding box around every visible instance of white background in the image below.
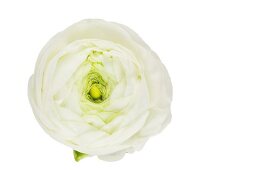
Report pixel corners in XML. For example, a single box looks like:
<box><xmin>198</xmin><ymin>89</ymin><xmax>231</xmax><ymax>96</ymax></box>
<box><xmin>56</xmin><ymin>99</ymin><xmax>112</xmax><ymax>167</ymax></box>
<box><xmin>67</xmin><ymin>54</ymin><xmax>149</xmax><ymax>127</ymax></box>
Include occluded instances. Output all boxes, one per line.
<box><xmin>0</xmin><ymin>0</ymin><xmax>254</xmax><ymax>169</ymax></box>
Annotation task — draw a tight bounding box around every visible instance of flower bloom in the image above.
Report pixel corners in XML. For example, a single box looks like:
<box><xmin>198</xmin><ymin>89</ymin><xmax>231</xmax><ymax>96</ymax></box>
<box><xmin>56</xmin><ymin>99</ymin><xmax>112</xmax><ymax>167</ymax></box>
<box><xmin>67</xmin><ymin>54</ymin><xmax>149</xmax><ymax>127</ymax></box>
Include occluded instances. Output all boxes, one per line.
<box><xmin>28</xmin><ymin>19</ymin><xmax>172</xmax><ymax>161</ymax></box>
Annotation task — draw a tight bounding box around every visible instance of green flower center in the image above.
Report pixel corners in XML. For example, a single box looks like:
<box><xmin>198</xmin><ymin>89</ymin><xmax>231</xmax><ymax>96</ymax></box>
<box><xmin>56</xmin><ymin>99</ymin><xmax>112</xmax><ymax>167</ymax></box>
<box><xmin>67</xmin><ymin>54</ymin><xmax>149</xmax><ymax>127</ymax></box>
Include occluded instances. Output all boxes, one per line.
<box><xmin>83</xmin><ymin>71</ymin><xmax>110</xmax><ymax>104</ymax></box>
<box><xmin>79</xmin><ymin>49</ymin><xmax>117</xmax><ymax>105</ymax></box>
<box><xmin>89</xmin><ymin>84</ymin><xmax>102</xmax><ymax>100</ymax></box>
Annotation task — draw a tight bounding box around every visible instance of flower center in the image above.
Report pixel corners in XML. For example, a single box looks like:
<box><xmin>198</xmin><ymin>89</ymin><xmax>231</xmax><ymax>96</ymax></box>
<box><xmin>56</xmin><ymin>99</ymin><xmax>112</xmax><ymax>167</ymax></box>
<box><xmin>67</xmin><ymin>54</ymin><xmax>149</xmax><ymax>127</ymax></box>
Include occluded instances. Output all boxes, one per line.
<box><xmin>89</xmin><ymin>84</ymin><xmax>102</xmax><ymax>100</ymax></box>
<box><xmin>82</xmin><ymin>71</ymin><xmax>111</xmax><ymax>104</ymax></box>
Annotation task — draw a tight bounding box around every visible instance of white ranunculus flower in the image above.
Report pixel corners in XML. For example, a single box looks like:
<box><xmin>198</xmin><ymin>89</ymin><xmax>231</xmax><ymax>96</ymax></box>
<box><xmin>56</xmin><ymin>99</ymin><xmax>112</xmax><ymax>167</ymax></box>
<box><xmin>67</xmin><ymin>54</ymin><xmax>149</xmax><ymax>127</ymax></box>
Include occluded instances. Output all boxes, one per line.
<box><xmin>28</xmin><ymin>19</ymin><xmax>172</xmax><ymax>162</ymax></box>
